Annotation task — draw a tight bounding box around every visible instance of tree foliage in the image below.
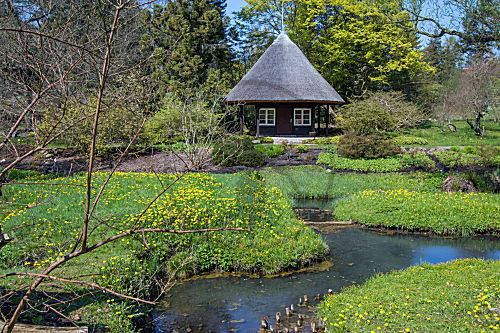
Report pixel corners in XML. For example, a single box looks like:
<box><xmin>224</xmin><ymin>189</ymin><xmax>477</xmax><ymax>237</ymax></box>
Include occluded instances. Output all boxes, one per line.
<box><xmin>402</xmin><ymin>0</ymin><xmax>499</xmax><ymax>59</ymax></box>
<box><xmin>234</xmin><ymin>0</ymin><xmax>434</xmax><ymax>98</ymax></box>
<box><xmin>140</xmin><ymin>0</ymin><xmax>233</xmax><ymax>96</ymax></box>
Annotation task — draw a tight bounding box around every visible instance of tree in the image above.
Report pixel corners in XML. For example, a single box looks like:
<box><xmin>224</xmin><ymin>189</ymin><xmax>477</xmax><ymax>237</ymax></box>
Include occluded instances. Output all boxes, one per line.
<box><xmin>417</xmin><ymin>36</ymin><xmax>463</xmax><ymax>110</ymax></box>
<box><xmin>402</xmin><ymin>0</ymin><xmax>499</xmax><ymax>58</ymax></box>
<box><xmin>140</xmin><ymin>0</ymin><xmax>233</xmax><ymax>96</ymax></box>
<box><xmin>234</xmin><ymin>0</ymin><xmax>434</xmax><ymax>98</ymax></box>
<box><xmin>0</xmin><ymin>1</ymin><xmax>250</xmax><ymax>331</ymax></box>
<box><xmin>437</xmin><ymin>58</ymin><xmax>499</xmax><ymax>136</ymax></box>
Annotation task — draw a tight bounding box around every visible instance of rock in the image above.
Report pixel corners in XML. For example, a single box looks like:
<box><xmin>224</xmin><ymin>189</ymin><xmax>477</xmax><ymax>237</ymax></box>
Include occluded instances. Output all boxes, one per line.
<box><xmin>441</xmin><ymin>176</ymin><xmax>478</xmax><ymax>193</ymax></box>
<box><xmin>252</xmin><ymin>140</ymin><xmax>261</xmax><ymax>144</ymax></box>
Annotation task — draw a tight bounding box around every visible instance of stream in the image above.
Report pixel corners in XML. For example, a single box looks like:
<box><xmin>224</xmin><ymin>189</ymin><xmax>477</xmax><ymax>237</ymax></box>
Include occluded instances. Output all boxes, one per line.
<box><xmin>153</xmin><ymin>226</ymin><xmax>499</xmax><ymax>332</ymax></box>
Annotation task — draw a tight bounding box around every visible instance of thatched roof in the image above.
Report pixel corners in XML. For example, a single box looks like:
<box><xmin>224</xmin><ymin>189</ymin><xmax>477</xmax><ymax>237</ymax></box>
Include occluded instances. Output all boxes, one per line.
<box><xmin>225</xmin><ymin>32</ymin><xmax>345</xmax><ymax>105</ymax></box>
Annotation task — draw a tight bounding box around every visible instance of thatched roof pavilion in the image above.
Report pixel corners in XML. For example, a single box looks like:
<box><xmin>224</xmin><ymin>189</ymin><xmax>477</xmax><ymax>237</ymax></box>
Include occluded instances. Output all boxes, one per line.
<box><xmin>225</xmin><ymin>32</ymin><xmax>344</xmax><ymax>137</ymax></box>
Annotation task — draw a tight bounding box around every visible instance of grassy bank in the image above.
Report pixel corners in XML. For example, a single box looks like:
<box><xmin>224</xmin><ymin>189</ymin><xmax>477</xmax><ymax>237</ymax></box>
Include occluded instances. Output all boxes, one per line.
<box><xmin>261</xmin><ymin>166</ymin><xmax>499</xmax><ymax>235</ymax></box>
<box><xmin>318</xmin><ymin>258</ymin><xmax>500</xmax><ymax>332</ymax></box>
<box><xmin>335</xmin><ymin>190</ymin><xmax>499</xmax><ymax>235</ymax></box>
<box><xmin>406</xmin><ymin>120</ymin><xmax>500</xmax><ymax>147</ymax></box>
<box><xmin>261</xmin><ymin>166</ymin><xmax>446</xmax><ymax>199</ymax></box>
<box><xmin>1</xmin><ymin>170</ymin><xmax>327</xmax><ymax>329</ymax></box>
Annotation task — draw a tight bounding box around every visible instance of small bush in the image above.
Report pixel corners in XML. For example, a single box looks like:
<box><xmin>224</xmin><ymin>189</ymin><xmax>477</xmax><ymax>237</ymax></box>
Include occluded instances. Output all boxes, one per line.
<box><xmin>337</xmin><ymin>91</ymin><xmax>427</xmax><ymax>134</ymax></box>
<box><xmin>162</xmin><ymin>142</ymin><xmax>188</xmax><ymax>153</ymax></box>
<box><xmin>239</xmin><ymin>150</ymin><xmax>266</xmax><ymax>167</ymax></box>
<box><xmin>392</xmin><ymin>136</ymin><xmax>429</xmax><ymax>145</ymax></box>
<box><xmin>444</xmin><ymin>146</ymin><xmax>500</xmax><ymax>167</ymax></box>
<box><xmin>212</xmin><ymin>135</ymin><xmax>252</xmax><ymax>166</ymax></box>
<box><xmin>302</xmin><ymin>136</ymin><xmax>342</xmax><ymax>144</ymax></box>
<box><xmin>433</xmin><ymin>151</ymin><xmax>481</xmax><ymax>167</ymax></box>
<box><xmin>254</xmin><ymin>144</ymin><xmax>285</xmax><ymax>158</ymax></box>
<box><xmin>257</xmin><ymin>136</ymin><xmax>274</xmax><ymax>143</ymax></box>
<box><xmin>296</xmin><ymin>144</ymin><xmax>308</xmax><ymax>153</ymax></box>
<box><xmin>462</xmin><ymin>146</ymin><xmax>480</xmax><ymax>154</ymax></box>
<box><xmin>37</xmin><ymin>98</ymin><xmax>147</xmax><ymax>156</ymax></box>
<box><xmin>337</xmin><ymin>132</ymin><xmax>401</xmax><ymax>159</ymax></box>
<box><xmin>400</xmin><ymin>152</ymin><xmax>436</xmax><ymax>170</ymax></box>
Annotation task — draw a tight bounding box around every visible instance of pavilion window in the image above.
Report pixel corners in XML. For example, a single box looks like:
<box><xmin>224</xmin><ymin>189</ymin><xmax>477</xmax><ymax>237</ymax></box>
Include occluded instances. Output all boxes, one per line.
<box><xmin>259</xmin><ymin>108</ymin><xmax>275</xmax><ymax>126</ymax></box>
<box><xmin>294</xmin><ymin>108</ymin><xmax>311</xmax><ymax>126</ymax></box>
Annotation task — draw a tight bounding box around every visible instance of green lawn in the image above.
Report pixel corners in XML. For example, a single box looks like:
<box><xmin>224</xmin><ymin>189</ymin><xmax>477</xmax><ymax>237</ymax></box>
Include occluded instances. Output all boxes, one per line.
<box><xmin>318</xmin><ymin>258</ymin><xmax>500</xmax><ymax>332</ymax></box>
<box><xmin>405</xmin><ymin>120</ymin><xmax>500</xmax><ymax>147</ymax></box>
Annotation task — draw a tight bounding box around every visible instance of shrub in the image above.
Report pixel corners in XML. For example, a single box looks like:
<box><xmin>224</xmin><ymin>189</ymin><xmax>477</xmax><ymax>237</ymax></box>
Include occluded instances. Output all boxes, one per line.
<box><xmin>392</xmin><ymin>136</ymin><xmax>429</xmax><ymax>145</ymax></box>
<box><xmin>257</xmin><ymin>136</ymin><xmax>274</xmax><ymax>143</ymax></box>
<box><xmin>433</xmin><ymin>151</ymin><xmax>481</xmax><ymax>167</ymax></box>
<box><xmin>400</xmin><ymin>152</ymin><xmax>436</xmax><ymax>170</ymax></box>
<box><xmin>302</xmin><ymin>136</ymin><xmax>342</xmax><ymax>144</ymax></box>
<box><xmin>144</xmin><ymin>96</ymin><xmax>222</xmax><ymax>145</ymax></box>
<box><xmin>212</xmin><ymin>135</ymin><xmax>266</xmax><ymax>167</ymax></box>
<box><xmin>295</xmin><ymin>144</ymin><xmax>308</xmax><ymax>153</ymax></box>
<box><xmin>239</xmin><ymin>150</ymin><xmax>266</xmax><ymax>167</ymax></box>
<box><xmin>443</xmin><ymin>146</ymin><xmax>500</xmax><ymax>167</ymax></box>
<box><xmin>337</xmin><ymin>132</ymin><xmax>401</xmax><ymax>159</ymax></box>
<box><xmin>37</xmin><ymin>98</ymin><xmax>147</xmax><ymax>155</ymax></box>
<box><xmin>254</xmin><ymin>144</ymin><xmax>285</xmax><ymax>158</ymax></box>
<box><xmin>336</xmin><ymin>91</ymin><xmax>427</xmax><ymax>134</ymax></box>
<box><xmin>162</xmin><ymin>141</ymin><xmax>188</xmax><ymax>153</ymax></box>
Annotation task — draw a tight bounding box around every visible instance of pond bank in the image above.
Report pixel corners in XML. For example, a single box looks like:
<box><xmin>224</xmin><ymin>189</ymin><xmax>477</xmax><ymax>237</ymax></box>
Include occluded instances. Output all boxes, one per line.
<box><xmin>153</xmin><ymin>226</ymin><xmax>500</xmax><ymax>332</ymax></box>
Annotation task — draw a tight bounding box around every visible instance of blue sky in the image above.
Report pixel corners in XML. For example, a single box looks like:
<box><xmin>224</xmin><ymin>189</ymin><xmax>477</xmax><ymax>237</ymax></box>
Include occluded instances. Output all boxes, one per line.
<box><xmin>226</xmin><ymin>0</ymin><xmax>246</xmax><ymax>18</ymax></box>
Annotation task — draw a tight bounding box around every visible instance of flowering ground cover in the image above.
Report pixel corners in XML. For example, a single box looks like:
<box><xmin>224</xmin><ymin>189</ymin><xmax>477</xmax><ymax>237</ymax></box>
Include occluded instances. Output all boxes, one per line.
<box><xmin>0</xmin><ymin>170</ymin><xmax>327</xmax><ymax>329</ymax></box>
<box><xmin>335</xmin><ymin>190</ymin><xmax>500</xmax><ymax>236</ymax></box>
<box><xmin>263</xmin><ymin>166</ymin><xmax>499</xmax><ymax>236</ymax></box>
<box><xmin>318</xmin><ymin>258</ymin><xmax>500</xmax><ymax>332</ymax></box>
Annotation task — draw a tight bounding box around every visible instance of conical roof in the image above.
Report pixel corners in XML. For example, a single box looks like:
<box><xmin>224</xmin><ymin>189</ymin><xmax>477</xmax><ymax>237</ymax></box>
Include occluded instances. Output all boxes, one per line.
<box><xmin>225</xmin><ymin>32</ymin><xmax>344</xmax><ymax>104</ymax></box>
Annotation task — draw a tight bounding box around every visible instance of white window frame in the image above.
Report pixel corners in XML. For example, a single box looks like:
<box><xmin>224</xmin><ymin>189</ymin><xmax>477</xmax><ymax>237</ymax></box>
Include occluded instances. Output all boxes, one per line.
<box><xmin>258</xmin><ymin>108</ymin><xmax>275</xmax><ymax>126</ymax></box>
<box><xmin>294</xmin><ymin>108</ymin><xmax>312</xmax><ymax>126</ymax></box>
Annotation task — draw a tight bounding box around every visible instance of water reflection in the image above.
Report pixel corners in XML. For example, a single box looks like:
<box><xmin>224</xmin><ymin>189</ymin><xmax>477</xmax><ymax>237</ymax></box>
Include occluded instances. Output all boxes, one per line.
<box><xmin>154</xmin><ymin>227</ymin><xmax>499</xmax><ymax>333</ymax></box>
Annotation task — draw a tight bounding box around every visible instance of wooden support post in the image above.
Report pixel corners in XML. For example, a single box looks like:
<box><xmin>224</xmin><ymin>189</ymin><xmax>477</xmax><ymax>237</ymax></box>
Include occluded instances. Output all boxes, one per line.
<box><xmin>311</xmin><ymin>105</ymin><xmax>316</xmax><ymax>135</ymax></box>
<box><xmin>255</xmin><ymin>106</ymin><xmax>260</xmax><ymax>137</ymax></box>
<box><xmin>316</xmin><ymin>106</ymin><xmax>320</xmax><ymax>132</ymax></box>
<box><xmin>239</xmin><ymin>104</ymin><xmax>244</xmax><ymax>135</ymax></box>
<box><xmin>325</xmin><ymin>105</ymin><xmax>330</xmax><ymax>137</ymax></box>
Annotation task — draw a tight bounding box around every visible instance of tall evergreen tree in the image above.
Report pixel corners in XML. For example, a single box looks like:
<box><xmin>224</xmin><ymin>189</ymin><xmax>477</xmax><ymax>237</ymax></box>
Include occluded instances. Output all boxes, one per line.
<box><xmin>141</xmin><ymin>0</ymin><xmax>233</xmax><ymax>96</ymax></box>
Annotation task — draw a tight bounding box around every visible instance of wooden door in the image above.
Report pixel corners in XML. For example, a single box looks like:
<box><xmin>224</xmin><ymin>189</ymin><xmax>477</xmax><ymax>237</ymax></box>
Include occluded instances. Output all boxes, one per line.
<box><xmin>276</xmin><ymin>105</ymin><xmax>293</xmax><ymax>134</ymax></box>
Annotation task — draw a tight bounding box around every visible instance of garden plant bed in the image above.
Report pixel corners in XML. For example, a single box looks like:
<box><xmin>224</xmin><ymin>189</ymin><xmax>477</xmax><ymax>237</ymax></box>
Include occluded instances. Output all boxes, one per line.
<box><xmin>318</xmin><ymin>258</ymin><xmax>500</xmax><ymax>332</ymax></box>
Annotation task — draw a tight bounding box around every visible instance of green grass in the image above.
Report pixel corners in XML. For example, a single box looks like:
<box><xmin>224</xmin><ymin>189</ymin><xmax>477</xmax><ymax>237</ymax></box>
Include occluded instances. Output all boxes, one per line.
<box><xmin>317</xmin><ymin>153</ymin><xmax>403</xmax><ymax>172</ymax></box>
<box><xmin>406</xmin><ymin>120</ymin><xmax>500</xmax><ymax>147</ymax></box>
<box><xmin>391</xmin><ymin>135</ymin><xmax>429</xmax><ymax>145</ymax></box>
<box><xmin>262</xmin><ymin>166</ymin><xmax>499</xmax><ymax>235</ymax></box>
<box><xmin>261</xmin><ymin>166</ymin><xmax>446</xmax><ymax>199</ymax></box>
<box><xmin>318</xmin><ymin>258</ymin><xmax>500</xmax><ymax>332</ymax></box>
<box><xmin>0</xmin><ymin>170</ymin><xmax>327</xmax><ymax>329</ymax></box>
<box><xmin>334</xmin><ymin>189</ymin><xmax>499</xmax><ymax>235</ymax></box>
<box><xmin>317</xmin><ymin>153</ymin><xmax>437</xmax><ymax>172</ymax></box>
